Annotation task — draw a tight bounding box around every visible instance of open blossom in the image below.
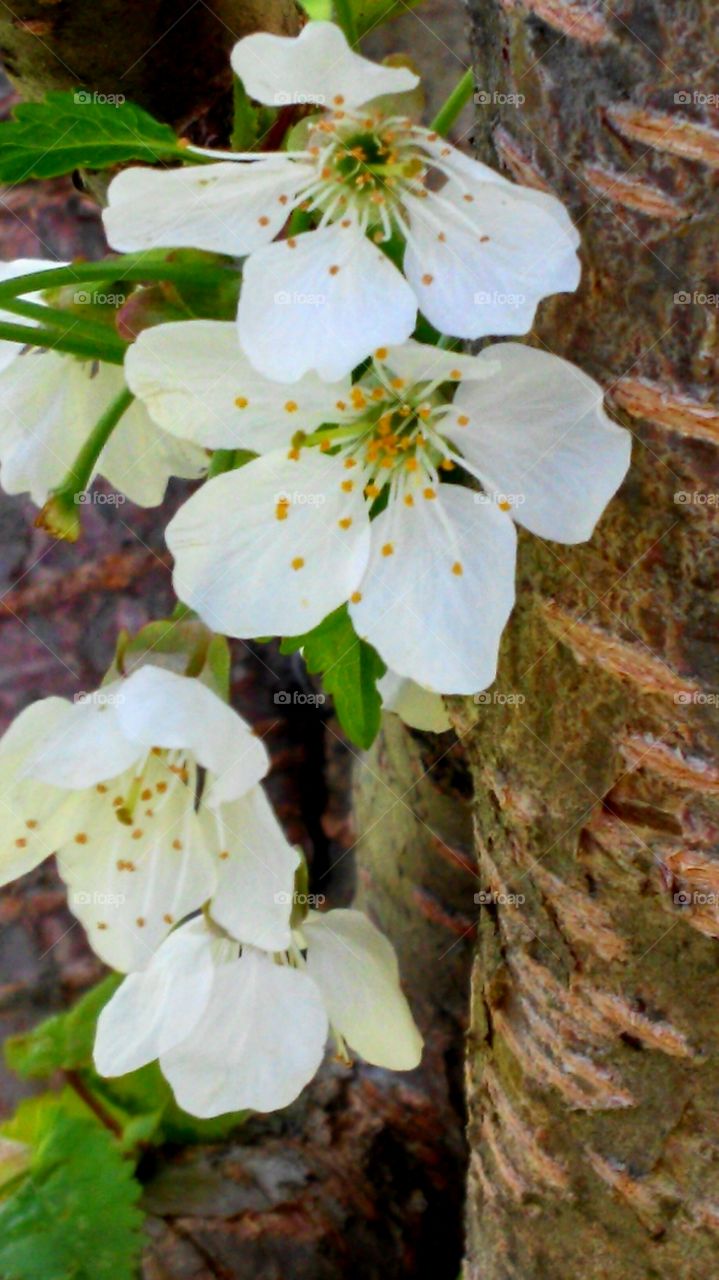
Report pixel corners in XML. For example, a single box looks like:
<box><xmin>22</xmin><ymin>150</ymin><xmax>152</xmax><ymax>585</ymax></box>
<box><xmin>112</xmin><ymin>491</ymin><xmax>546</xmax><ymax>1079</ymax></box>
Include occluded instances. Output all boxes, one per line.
<box><xmin>0</xmin><ymin>258</ymin><xmax>204</xmax><ymax>507</ymax></box>
<box><xmin>129</xmin><ymin>322</ymin><xmax>631</xmax><ymax>694</ymax></box>
<box><xmin>103</xmin><ymin>20</ymin><xmax>580</xmax><ymax>381</ymax></box>
<box><xmin>94</xmin><ymin>903</ymin><xmax>423</xmax><ymax>1116</ymax></box>
<box><xmin>0</xmin><ymin>663</ymin><xmax>289</xmax><ymax>971</ymax></box>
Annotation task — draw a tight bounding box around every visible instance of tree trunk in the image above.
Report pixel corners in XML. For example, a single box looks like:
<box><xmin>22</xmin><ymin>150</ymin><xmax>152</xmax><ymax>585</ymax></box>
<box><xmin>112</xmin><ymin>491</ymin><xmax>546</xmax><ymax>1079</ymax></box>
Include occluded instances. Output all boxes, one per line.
<box><xmin>462</xmin><ymin>2</ymin><xmax>719</xmax><ymax>1276</ymax></box>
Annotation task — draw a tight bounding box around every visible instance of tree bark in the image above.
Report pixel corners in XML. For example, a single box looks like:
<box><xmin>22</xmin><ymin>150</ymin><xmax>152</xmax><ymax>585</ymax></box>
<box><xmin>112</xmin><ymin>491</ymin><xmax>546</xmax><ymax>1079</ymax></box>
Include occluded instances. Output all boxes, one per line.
<box><xmin>462</xmin><ymin>2</ymin><xmax>719</xmax><ymax>1276</ymax></box>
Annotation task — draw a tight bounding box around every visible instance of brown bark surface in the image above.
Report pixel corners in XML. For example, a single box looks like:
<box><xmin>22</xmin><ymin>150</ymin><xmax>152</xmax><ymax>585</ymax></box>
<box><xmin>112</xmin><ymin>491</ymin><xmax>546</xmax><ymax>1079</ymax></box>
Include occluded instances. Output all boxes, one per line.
<box><xmin>462</xmin><ymin>2</ymin><xmax>719</xmax><ymax>1276</ymax></box>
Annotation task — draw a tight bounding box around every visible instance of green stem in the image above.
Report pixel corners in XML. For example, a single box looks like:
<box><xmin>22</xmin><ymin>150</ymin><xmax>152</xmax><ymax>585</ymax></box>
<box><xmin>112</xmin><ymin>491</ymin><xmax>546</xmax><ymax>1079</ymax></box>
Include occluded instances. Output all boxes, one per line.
<box><xmin>37</xmin><ymin>387</ymin><xmax>134</xmax><ymax>541</ymax></box>
<box><xmin>334</xmin><ymin>0</ymin><xmax>359</xmax><ymax>47</ymax></box>
<box><xmin>0</xmin><ymin>256</ymin><xmax>238</xmax><ymax>304</ymax></box>
<box><xmin>0</xmin><ymin>318</ymin><xmax>125</xmax><ymax>364</ymax></box>
<box><xmin>1</xmin><ymin>297</ymin><xmax>127</xmax><ymax>352</ymax></box>
<box><xmin>431</xmin><ymin>68</ymin><xmax>475</xmax><ymax>137</ymax></box>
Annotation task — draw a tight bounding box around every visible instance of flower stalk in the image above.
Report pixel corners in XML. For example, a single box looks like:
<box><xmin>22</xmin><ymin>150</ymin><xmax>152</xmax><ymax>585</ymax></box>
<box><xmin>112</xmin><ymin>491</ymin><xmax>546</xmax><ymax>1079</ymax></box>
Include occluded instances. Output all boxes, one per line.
<box><xmin>36</xmin><ymin>386</ymin><xmax>135</xmax><ymax>541</ymax></box>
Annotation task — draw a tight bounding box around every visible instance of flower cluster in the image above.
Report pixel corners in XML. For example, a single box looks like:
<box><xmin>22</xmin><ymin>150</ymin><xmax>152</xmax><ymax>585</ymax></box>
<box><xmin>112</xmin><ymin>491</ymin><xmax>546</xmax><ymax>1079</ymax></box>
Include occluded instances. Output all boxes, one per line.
<box><xmin>0</xmin><ymin>661</ymin><xmax>421</xmax><ymax>1113</ymax></box>
<box><xmin>0</xmin><ymin>18</ymin><xmax>631</xmax><ymax>1119</ymax></box>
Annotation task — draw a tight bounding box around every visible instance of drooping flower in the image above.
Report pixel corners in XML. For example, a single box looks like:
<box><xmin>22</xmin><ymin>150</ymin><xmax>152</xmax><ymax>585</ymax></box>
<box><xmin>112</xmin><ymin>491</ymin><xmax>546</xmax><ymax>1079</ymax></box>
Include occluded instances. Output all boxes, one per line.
<box><xmin>378</xmin><ymin>670</ymin><xmax>452</xmax><ymax>733</ymax></box>
<box><xmin>0</xmin><ymin>663</ymin><xmax>287</xmax><ymax>971</ymax></box>
<box><xmin>103</xmin><ymin>21</ymin><xmax>580</xmax><ymax>381</ymax></box>
<box><xmin>0</xmin><ymin>258</ymin><xmax>205</xmax><ymax>507</ymax></box>
<box><xmin>135</xmin><ymin>324</ymin><xmax>630</xmax><ymax>694</ymax></box>
<box><xmin>94</xmin><ymin>903</ymin><xmax>423</xmax><ymax>1116</ymax></box>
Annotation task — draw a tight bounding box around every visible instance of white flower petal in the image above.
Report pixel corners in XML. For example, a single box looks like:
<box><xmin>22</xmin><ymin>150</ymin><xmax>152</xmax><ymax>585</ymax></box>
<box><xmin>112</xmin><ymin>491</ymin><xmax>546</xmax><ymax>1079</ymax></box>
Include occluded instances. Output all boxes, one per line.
<box><xmin>374</xmin><ymin>338</ymin><xmax>496</xmax><ymax>389</ymax></box>
<box><xmin>0</xmin><ymin>258</ymin><xmax>67</xmax><ymax>374</ymax></box>
<box><xmin>403</xmin><ymin>175</ymin><xmax>580</xmax><ymax>339</ymax></box>
<box><xmin>167</xmin><ymin>449</ymin><xmax>371</xmax><ymax>637</ymax></box>
<box><xmin>94</xmin><ymin>918</ymin><xmax>216</xmax><ymax>1076</ymax></box>
<box><xmin>237</xmin><ymin>222</ymin><xmax>416</xmax><ymax>381</ymax></box>
<box><xmin>304</xmin><ymin>909</ymin><xmax>422</xmax><ymax>1069</ymax></box>
<box><xmin>56</xmin><ymin>780</ymin><xmax>216</xmax><ymax>972</ymax></box>
<box><xmin>0</xmin><ymin>352</ymin><xmax>90</xmax><ymax>503</ymax></box>
<box><xmin>0</xmin><ymin>356</ymin><xmax>201</xmax><ymax>507</ymax></box>
<box><xmin>116</xmin><ymin>665</ymin><xmax>268</xmax><ymax>806</ymax></box>
<box><xmin>125</xmin><ymin>320</ymin><xmax>350</xmax><ymax>451</ymax></box>
<box><xmin>162</xmin><ymin>947</ymin><xmax>328</xmax><ymax>1115</ymax></box>
<box><xmin>0</xmin><ymin>698</ymin><xmax>74</xmax><ymax>883</ymax></box>
<box><xmin>378</xmin><ymin>671</ymin><xmax>452</xmax><ymax>733</ymax></box>
<box><xmin>447</xmin><ymin>343</ymin><xmax>632</xmax><ymax>543</ymax></box>
<box><xmin>94</xmin><ymin>378</ymin><xmax>206</xmax><ymax>506</ymax></box>
<box><xmin>205</xmin><ymin>786</ymin><xmax>298</xmax><ymax>951</ymax></box>
<box><xmin>23</xmin><ymin>687</ymin><xmax>142</xmax><ymax>789</ymax></box>
<box><xmin>231</xmin><ymin>21</ymin><xmax>418</xmax><ymax>110</ymax></box>
<box><xmin>103</xmin><ymin>159</ymin><xmax>306</xmax><ymax>256</ymax></box>
<box><xmin>350</xmin><ymin>483</ymin><xmax>516</xmax><ymax>694</ymax></box>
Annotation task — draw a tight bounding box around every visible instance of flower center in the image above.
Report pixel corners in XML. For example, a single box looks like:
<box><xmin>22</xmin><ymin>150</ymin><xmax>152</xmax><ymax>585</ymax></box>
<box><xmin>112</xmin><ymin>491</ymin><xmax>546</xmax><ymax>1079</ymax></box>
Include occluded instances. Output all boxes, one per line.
<box><xmin>301</xmin><ymin>354</ymin><xmax>462</xmax><ymax>500</ymax></box>
<box><xmin>305</xmin><ymin>111</ymin><xmax>426</xmax><ymax>236</ymax></box>
<box><xmin>112</xmin><ymin>747</ymin><xmax>195</xmax><ymax>826</ymax></box>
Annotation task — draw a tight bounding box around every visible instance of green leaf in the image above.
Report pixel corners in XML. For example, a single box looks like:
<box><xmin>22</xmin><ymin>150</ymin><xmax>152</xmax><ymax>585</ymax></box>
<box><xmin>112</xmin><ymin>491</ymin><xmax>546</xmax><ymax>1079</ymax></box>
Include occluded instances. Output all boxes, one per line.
<box><xmin>0</xmin><ymin>1108</ymin><xmax>143</xmax><ymax>1280</ymax></box>
<box><xmin>301</xmin><ymin>0</ymin><xmax>333</xmax><ymax>17</ymax></box>
<box><xmin>281</xmin><ymin>606</ymin><xmax>386</xmax><ymax>749</ymax></box>
<box><xmin>5</xmin><ymin>977</ymin><xmax>121</xmax><ymax>1080</ymax></box>
<box><xmin>0</xmin><ymin>91</ymin><xmax>183</xmax><ymax>183</ymax></box>
<box><xmin>231</xmin><ymin>76</ymin><xmax>277</xmax><ymax>152</ymax></box>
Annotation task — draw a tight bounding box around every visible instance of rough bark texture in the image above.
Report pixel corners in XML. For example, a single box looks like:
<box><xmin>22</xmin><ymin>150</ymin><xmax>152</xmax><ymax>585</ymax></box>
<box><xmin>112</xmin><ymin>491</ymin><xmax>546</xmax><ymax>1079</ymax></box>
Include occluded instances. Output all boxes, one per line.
<box><xmin>462</xmin><ymin>2</ymin><xmax>719</xmax><ymax>1276</ymax></box>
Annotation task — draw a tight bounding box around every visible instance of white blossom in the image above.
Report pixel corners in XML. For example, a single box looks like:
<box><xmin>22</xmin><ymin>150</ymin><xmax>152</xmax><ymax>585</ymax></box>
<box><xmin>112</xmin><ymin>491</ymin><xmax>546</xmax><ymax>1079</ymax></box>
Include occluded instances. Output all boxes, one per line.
<box><xmin>94</xmin><ymin>904</ymin><xmax>423</xmax><ymax>1116</ymax></box>
<box><xmin>103</xmin><ymin>21</ymin><xmax>580</xmax><ymax>381</ymax></box>
<box><xmin>0</xmin><ymin>664</ymin><xmax>279</xmax><ymax>971</ymax></box>
<box><xmin>141</xmin><ymin>328</ymin><xmax>630</xmax><ymax>694</ymax></box>
<box><xmin>0</xmin><ymin>258</ymin><xmax>205</xmax><ymax>506</ymax></box>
